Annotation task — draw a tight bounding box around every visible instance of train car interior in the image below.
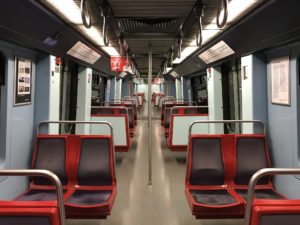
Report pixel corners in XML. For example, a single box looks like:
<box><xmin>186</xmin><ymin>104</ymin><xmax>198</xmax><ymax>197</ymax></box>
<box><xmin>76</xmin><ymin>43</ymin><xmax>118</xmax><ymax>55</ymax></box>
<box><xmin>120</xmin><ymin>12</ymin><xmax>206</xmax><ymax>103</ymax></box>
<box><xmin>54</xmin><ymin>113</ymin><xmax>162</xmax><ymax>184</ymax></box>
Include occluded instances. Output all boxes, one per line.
<box><xmin>1</xmin><ymin>0</ymin><xmax>300</xmax><ymax>225</ymax></box>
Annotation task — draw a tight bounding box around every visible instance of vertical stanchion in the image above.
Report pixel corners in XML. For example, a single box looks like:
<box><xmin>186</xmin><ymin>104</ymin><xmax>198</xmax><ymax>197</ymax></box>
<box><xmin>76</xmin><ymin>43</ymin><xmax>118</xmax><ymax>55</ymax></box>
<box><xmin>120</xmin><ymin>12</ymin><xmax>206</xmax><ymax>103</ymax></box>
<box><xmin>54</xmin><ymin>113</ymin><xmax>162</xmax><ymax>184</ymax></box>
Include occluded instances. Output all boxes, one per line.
<box><xmin>148</xmin><ymin>43</ymin><xmax>152</xmax><ymax>185</ymax></box>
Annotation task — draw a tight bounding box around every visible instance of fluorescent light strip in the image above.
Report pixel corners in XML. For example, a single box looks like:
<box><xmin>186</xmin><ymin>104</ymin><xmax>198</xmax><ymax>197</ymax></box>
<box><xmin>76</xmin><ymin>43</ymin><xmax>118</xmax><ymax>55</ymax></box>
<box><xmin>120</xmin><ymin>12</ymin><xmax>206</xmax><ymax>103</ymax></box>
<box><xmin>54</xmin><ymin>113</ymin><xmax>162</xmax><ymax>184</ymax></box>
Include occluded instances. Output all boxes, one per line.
<box><xmin>47</xmin><ymin>0</ymin><xmax>82</xmax><ymax>24</ymax></box>
<box><xmin>226</xmin><ymin>0</ymin><xmax>260</xmax><ymax>24</ymax></box>
<box><xmin>166</xmin><ymin>67</ymin><xmax>173</xmax><ymax>73</ymax></box>
<box><xmin>173</xmin><ymin>0</ymin><xmax>261</xmax><ymax>65</ymax></box>
<box><xmin>46</xmin><ymin>0</ymin><xmax>120</xmax><ymax>56</ymax></box>
<box><xmin>102</xmin><ymin>46</ymin><xmax>120</xmax><ymax>56</ymax></box>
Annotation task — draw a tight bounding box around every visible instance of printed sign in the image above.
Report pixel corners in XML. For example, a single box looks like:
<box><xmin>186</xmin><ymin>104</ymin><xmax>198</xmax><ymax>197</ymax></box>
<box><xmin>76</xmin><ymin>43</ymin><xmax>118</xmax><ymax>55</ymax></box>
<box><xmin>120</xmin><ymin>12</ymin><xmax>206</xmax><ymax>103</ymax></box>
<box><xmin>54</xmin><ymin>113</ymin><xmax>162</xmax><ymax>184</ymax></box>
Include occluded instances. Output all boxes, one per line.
<box><xmin>14</xmin><ymin>57</ymin><xmax>32</xmax><ymax>106</ymax></box>
<box><xmin>270</xmin><ymin>56</ymin><xmax>290</xmax><ymax>106</ymax></box>
<box><xmin>110</xmin><ymin>56</ymin><xmax>127</xmax><ymax>72</ymax></box>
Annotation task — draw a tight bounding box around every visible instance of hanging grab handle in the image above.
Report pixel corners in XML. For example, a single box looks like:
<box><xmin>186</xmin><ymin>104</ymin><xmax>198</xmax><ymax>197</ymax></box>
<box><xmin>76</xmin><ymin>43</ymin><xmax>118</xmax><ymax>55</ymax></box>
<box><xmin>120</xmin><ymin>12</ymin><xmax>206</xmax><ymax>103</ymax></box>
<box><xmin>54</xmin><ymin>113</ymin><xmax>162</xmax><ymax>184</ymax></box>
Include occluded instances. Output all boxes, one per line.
<box><xmin>217</xmin><ymin>0</ymin><xmax>228</xmax><ymax>28</ymax></box>
<box><xmin>80</xmin><ymin>0</ymin><xmax>92</xmax><ymax>28</ymax></box>
<box><xmin>103</xmin><ymin>16</ymin><xmax>109</xmax><ymax>46</ymax></box>
<box><xmin>196</xmin><ymin>15</ymin><xmax>203</xmax><ymax>46</ymax></box>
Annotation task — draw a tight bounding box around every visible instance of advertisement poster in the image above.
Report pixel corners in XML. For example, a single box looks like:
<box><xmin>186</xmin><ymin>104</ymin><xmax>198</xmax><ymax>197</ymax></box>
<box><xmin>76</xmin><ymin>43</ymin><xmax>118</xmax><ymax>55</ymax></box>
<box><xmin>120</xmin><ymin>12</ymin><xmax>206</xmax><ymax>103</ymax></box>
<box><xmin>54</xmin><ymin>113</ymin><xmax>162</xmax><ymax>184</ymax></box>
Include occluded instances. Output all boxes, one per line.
<box><xmin>270</xmin><ymin>56</ymin><xmax>290</xmax><ymax>106</ymax></box>
<box><xmin>14</xmin><ymin>57</ymin><xmax>32</xmax><ymax>106</ymax></box>
<box><xmin>110</xmin><ymin>56</ymin><xmax>127</xmax><ymax>72</ymax></box>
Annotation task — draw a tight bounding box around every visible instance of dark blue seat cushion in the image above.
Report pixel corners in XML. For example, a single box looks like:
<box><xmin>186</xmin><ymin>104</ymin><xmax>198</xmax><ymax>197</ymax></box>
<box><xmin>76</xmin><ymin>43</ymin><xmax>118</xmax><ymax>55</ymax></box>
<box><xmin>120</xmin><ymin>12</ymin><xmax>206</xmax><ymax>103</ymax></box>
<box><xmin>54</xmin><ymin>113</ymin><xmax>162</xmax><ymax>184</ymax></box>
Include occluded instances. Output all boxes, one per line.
<box><xmin>15</xmin><ymin>189</ymin><xmax>57</xmax><ymax>201</ymax></box>
<box><xmin>235</xmin><ymin>189</ymin><xmax>284</xmax><ymax>200</ymax></box>
<box><xmin>191</xmin><ymin>189</ymin><xmax>237</xmax><ymax>205</ymax></box>
<box><xmin>66</xmin><ymin>190</ymin><xmax>112</xmax><ymax>206</ymax></box>
<box><xmin>0</xmin><ymin>216</ymin><xmax>51</xmax><ymax>225</ymax></box>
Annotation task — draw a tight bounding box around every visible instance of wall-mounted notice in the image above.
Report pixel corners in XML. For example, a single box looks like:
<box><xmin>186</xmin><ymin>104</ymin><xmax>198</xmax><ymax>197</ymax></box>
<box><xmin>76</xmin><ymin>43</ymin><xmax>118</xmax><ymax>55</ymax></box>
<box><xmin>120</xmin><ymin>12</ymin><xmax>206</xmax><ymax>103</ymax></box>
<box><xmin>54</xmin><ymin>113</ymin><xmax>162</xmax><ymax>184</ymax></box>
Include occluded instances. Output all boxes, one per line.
<box><xmin>270</xmin><ymin>56</ymin><xmax>290</xmax><ymax>106</ymax></box>
<box><xmin>14</xmin><ymin>57</ymin><xmax>32</xmax><ymax>106</ymax></box>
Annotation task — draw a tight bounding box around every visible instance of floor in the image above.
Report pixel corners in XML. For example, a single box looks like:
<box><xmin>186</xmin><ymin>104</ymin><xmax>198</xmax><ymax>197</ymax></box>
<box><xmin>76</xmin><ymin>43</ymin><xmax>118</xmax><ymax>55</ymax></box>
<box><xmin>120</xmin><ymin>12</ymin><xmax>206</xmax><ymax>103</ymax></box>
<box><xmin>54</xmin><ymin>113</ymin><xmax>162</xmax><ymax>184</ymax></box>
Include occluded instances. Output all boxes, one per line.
<box><xmin>67</xmin><ymin>103</ymin><xmax>244</xmax><ymax>225</ymax></box>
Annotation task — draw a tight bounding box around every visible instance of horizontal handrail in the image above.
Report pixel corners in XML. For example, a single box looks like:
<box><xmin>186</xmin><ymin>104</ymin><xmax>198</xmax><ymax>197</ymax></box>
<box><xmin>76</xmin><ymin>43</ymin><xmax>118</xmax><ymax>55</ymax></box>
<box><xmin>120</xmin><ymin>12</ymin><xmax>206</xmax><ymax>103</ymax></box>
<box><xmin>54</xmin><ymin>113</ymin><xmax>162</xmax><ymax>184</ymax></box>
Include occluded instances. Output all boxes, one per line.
<box><xmin>163</xmin><ymin>100</ymin><xmax>197</xmax><ymax>106</ymax></box>
<box><xmin>37</xmin><ymin>120</ymin><xmax>113</xmax><ymax>137</ymax></box>
<box><xmin>244</xmin><ymin>168</ymin><xmax>300</xmax><ymax>225</ymax></box>
<box><xmin>189</xmin><ymin>120</ymin><xmax>266</xmax><ymax>136</ymax></box>
<box><xmin>0</xmin><ymin>169</ymin><xmax>65</xmax><ymax>225</ymax></box>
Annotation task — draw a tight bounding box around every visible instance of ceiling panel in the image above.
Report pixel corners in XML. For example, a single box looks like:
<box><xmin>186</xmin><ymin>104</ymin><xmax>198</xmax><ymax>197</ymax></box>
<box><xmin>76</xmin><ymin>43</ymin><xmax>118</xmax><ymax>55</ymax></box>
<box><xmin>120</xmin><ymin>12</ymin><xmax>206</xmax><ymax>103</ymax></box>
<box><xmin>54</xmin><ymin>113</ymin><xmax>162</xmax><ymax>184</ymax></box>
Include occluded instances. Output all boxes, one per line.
<box><xmin>107</xmin><ymin>0</ymin><xmax>198</xmax><ymax>73</ymax></box>
<box><xmin>108</xmin><ymin>0</ymin><xmax>197</xmax><ymax>18</ymax></box>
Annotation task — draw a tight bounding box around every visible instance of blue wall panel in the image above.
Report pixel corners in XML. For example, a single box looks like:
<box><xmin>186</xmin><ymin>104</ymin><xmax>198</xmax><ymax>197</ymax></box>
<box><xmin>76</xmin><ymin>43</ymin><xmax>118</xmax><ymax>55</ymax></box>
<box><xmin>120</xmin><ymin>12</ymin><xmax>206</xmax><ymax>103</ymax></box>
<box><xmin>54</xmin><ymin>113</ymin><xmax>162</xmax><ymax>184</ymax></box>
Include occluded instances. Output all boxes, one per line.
<box><xmin>182</xmin><ymin>77</ymin><xmax>190</xmax><ymax>101</ymax></box>
<box><xmin>265</xmin><ymin>42</ymin><xmax>300</xmax><ymax>198</ymax></box>
<box><xmin>168</xmin><ymin>80</ymin><xmax>176</xmax><ymax>97</ymax></box>
<box><xmin>34</xmin><ymin>54</ymin><xmax>50</xmax><ymax>134</ymax></box>
<box><xmin>109</xmin><ymin>77</ymin><xmax>116</xmax><ymax>101</ymax></box>
<box><xmin>0</xmin><ymin>40</ymin><xmax>37</xmax><ymax>199</ymax></box>
<box><xmin>122</xmin><ymin>78</ymin><xmax>128</xmax><ymax>97</ymax></box>
<box><xmin>252</xmin><ymin>54</ymin><xmax>268</xmax><ymax>133</ymax></box>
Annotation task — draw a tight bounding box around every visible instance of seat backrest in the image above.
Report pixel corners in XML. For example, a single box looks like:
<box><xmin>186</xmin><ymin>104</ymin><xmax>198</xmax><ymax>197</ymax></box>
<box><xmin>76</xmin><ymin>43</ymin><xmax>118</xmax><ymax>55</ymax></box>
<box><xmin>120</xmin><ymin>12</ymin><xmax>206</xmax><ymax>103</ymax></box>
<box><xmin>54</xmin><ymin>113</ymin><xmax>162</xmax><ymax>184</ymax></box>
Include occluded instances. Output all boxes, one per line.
<box><xmin>93</xmin><ymin>108</ymin><xmax>114</xmax><ymax>114</ymax></box>
<box><xmin>164</xmin><ymin>108</ymin><xmax>174</xmax><ymax>129</ymax></box>
<box><xmin>251</xmin><ymin>205</ymin><xmax>300</xmax><ymax>225</ymax></box>
<box><xmin>189</xmin><ymin>136</ymin><xmax>225</xmax><ymax>185</ymax></box>
<box><xmin>78</xmin><ymin>137</ymin><xmax>113</xmax><ymax>186</ymax></box>
<box><xmin>120</xmin><ymin>108</ymin><xmax>133</xmax><ymax>128</ymax></box>
<box><xmin>184</xmin><ymin>108</ymin><xmax>197</xmax><ymax>114</ymax></box>
<box><xmin>127</xmin><ymin>108</ymin><xmax>134</xmax><ymax>128</ymax></box>
<box><xmin>0</xmin><ymin>216</ymin><xmax>52</xmax><ymax>225</ymax></box>
<box><xmin>0</xmin><ymin>206</ymin><xmax>61</xmax><ymax>225</ymax></box>
<box><xmin>235</xmin><ymin>135</ymin><xmax>269</xmax><ymax>185</ymax></box>
<box><xmin>33</xmin><ymin>136</ymin><xmax>67</xmax><ymax>185</ymax></box>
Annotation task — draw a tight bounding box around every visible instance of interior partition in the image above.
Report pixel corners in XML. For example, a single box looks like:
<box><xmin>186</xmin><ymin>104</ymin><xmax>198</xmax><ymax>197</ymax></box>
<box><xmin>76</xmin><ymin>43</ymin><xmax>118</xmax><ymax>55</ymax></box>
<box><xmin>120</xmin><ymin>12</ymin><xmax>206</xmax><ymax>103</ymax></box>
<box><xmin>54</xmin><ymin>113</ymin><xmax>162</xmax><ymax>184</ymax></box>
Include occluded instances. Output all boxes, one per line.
<box><xmin>0</xmin><ymin>39</ymin><xmax>37</xmax><ymax>199</ymax></box>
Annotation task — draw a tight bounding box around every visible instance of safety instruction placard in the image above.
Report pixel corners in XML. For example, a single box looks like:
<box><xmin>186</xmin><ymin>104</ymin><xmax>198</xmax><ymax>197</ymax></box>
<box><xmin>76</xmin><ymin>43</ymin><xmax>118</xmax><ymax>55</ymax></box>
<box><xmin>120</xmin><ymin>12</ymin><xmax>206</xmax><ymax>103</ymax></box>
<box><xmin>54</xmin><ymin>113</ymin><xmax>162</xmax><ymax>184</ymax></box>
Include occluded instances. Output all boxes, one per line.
<box><xmin>270</xmin><ymin>56</ymin><xmax>290</xmax><ymax>106</ymax></box>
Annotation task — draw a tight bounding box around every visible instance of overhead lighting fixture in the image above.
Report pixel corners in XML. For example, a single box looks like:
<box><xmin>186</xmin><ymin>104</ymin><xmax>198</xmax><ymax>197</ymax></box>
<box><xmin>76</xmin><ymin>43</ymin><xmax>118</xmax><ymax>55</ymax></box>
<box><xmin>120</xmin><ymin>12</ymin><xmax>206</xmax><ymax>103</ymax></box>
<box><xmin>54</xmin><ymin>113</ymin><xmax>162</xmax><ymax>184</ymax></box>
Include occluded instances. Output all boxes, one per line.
<box><xmin>226</xmin><ymin>0</ymin><xmax>261</xmax><ymax>24</ymax></box>
<box><xmin>173</xmin><ymin>46</ymin><xmax>198</xmax><ymax>64</ymax></box>
<box><xmin>46</xmin><ymin>0</ymin><xmax>82</xmax><ymax>24</ymax></box>
<box><xmin>82</xmin><ymin>26</ymin><xmax>104</xmax><ymax>46</ymax></box>
<box><xmin>173</xmin><ymin>29</ymin><xmax>220</xmax><ymax>64</ymax></box>
<box><xmin>166</xmin><ymin>67</ymin><xmax>173</xmax><ymax>73</ymax></box>
<box><xmin>43</xmin><ymin>0</ymin><xmax>120</xmax><ymax>56</ymax></box>
<box><xmin>102</xmin><ymin>47</ymin><xmax>120</xmax><ymax>56</ymax></box>
<box><xmin>172</xmin><ymin>0</ymin><xmax>262</xmax><ymax>65</ymax></box>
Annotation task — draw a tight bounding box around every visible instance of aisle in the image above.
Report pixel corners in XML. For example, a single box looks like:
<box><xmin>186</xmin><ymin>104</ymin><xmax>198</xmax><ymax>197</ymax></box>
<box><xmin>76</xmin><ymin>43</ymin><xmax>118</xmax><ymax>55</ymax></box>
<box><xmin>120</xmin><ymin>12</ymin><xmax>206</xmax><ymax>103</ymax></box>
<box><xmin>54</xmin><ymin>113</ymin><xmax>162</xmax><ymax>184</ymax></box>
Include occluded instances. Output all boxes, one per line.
<box><xmin>67</xmin><ymin>109</ymin><xmax>243</xmax><ymax>225</ymax></box>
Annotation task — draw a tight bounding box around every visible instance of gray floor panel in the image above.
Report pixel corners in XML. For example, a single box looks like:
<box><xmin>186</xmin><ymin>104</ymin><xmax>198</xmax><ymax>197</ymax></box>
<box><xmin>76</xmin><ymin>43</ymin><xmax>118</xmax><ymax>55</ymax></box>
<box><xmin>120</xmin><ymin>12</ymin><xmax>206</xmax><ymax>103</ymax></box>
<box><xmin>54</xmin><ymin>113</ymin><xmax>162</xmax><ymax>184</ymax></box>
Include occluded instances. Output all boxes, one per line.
<box><xmin>67</xmin><ymin>104</ymin><xmax>243</xmax><ymax>225</ymax></box>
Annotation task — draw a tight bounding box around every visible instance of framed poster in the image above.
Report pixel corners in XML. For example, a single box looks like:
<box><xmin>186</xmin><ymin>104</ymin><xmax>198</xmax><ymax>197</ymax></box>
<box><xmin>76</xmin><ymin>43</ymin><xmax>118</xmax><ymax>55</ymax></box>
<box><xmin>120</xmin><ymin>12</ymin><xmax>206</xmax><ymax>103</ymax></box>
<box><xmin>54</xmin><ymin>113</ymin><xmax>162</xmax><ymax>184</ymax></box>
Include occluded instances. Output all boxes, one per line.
<box><xmin>270</xmin><ymin>56</ymin><xmax>290</xmax><ymax>106</ymax></box>
<box><xmin>14</xmin><ymin>57</ymin><xmax>32</xmax><ymax>106</ymax></box>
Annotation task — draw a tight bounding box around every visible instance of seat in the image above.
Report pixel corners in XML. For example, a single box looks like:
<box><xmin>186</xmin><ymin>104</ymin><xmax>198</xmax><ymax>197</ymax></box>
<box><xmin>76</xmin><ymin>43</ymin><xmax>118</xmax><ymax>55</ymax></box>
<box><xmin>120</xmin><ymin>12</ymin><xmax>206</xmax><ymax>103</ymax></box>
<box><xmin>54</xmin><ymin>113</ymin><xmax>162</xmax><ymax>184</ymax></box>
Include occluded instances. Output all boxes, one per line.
<box><xmin>15</xmin><ymin>135</ymin><xmax>69</xmax><ymax>201</ymax></box>
<box><xmin>185</xmin><ymin>135</ymin><xmax>244</xmax><ymax>219</ymax></box>
<box><xmin>65</xmin><ymin>136</ymin><xmax>116</xmax><ymax>219</ymax></box>
<box><xmin>91</xmin><ymin>107</ymin><xmax>131</xmax><ymax>152</ymax></box>
<box><xmin>0</xmin><ymin>204</ymin><xmax>61</xmax><ymax>225</ymax></box>
<box><xmin>163</xmin><ymin>107</ymin><xmax>178</xmax><ymax>137</ymax></box>
<box><xmin>250</xmin><ymin>204</ymin><xmax>300</xmax><ymax>225</ymax></box>
<box><xmin>121</xmin><ymin>107</ymin><xmax>135</xmax><ymax>137</ymax></box>
<box><xmin>167</xmin><ymin>106</ymin><xmax>209</xmax><ymax>151</ymax></box>
<box><xmin>0</xmin><ymin>168</ymin><xmax>66</xmax><ymax>225</ymax></box>
<box><xmin>232</xmin><ymin>135</ymin><xmax>285</xmax><ymax>200</ymax></box>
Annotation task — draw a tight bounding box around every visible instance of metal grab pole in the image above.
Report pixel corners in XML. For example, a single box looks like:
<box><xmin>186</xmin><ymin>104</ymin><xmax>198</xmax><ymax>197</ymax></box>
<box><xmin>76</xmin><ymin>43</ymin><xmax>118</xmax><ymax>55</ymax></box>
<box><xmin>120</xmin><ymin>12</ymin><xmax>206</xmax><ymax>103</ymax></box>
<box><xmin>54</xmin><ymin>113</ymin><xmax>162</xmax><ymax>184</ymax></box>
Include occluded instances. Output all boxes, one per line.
<box><xmin>0</xmin><ymin>169</ymin><xmax>65</xmax><ymax>225</ymax></box>
<box><xmin>148</xmin><ymin>43</ymin><xmax>152</xmax><ymax>185</ymax></box>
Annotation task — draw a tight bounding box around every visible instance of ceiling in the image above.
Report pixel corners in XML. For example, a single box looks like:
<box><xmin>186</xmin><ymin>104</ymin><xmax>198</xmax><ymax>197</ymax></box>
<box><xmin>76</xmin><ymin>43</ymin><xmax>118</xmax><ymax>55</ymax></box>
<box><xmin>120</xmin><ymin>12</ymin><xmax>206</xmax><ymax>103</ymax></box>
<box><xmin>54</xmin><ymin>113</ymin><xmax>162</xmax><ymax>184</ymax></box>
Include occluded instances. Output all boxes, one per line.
<box><xmin>107</xmin><ymin>0</ymin><xmax>199</xmax><ymax>77</ymax></box>
<box><xmin>37</xmin><ymin>0</ymin><xmax>265</xmax><ymax>79</ymax></box>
